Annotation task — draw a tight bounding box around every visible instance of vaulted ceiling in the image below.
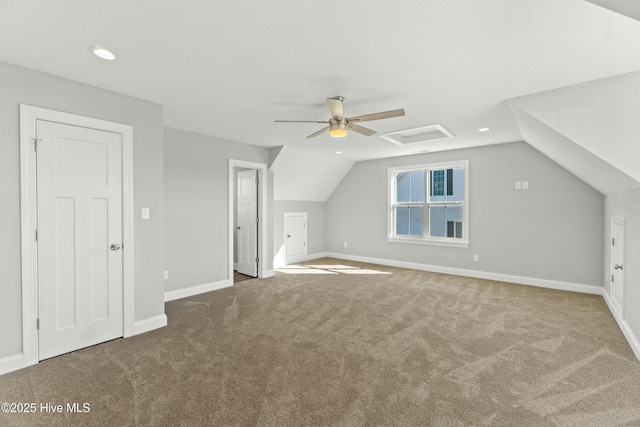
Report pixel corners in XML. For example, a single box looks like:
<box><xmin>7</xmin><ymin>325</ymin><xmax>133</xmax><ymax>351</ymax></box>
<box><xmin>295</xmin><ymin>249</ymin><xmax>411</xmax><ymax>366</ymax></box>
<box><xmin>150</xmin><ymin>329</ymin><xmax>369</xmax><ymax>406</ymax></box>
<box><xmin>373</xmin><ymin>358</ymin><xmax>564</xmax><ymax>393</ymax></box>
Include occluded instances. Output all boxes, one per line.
<box><xmin>1</xmin><ymin>0</ymin><xmax>638</xmax><ymax>199</ymax></box>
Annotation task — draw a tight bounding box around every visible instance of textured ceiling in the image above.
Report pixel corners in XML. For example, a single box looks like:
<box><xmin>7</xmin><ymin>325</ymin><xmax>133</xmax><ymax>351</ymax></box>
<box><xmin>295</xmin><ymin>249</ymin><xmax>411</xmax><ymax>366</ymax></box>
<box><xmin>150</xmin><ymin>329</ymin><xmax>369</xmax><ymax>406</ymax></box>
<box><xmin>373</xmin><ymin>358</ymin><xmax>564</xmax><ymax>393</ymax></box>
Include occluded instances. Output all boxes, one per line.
<box><xmin>0</xmin><ymin>0</ymin><xmax>639</xmax><ymax>162</ymax></box>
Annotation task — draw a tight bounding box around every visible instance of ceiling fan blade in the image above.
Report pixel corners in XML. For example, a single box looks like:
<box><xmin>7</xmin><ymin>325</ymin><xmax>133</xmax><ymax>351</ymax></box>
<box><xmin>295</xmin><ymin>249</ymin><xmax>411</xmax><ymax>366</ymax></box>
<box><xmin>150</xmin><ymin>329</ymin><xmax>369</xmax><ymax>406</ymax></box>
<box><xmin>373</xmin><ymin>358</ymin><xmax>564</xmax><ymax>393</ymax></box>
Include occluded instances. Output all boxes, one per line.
<box><xmin>348</xmin><ymin>123</ymin><xmax>377</xmax><ymax>136</ymax></box>
<box><xmin>307</xmin><ymin>126</ymin><xmax>329</xmax><ymax>138</ymax></box>
<box><xmin>348</xmin><ymin>108</ymin><xmax>405</xmax><ymax>123</ymax></box>
<box><xmin>274</xmin><ymin>120</ymin><xmax>330</xmax><ymax>123</ymax></box>
<box><xmin>327</xmin><ymin>97</ymin><xmax>344</xmax><ymax>118</ymax></box>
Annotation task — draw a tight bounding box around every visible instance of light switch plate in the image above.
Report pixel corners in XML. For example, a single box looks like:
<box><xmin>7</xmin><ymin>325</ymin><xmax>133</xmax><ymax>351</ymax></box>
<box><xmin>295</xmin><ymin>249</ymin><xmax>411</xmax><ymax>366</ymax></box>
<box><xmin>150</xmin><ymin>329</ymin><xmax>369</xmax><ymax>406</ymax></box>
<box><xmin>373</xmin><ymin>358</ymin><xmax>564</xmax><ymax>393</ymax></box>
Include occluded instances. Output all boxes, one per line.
<box><xmin>141</xmin><ymin>207</ymin><xmax>150</xmax><ymax>219</ymax></box>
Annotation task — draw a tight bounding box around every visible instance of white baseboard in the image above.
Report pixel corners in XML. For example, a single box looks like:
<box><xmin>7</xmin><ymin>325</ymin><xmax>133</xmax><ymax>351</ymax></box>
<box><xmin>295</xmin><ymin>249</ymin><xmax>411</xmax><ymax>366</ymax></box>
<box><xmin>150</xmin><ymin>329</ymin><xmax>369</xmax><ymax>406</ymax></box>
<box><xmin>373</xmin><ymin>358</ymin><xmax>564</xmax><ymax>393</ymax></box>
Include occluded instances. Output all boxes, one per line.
<box><xmin>129</xmin><ymin>314</ymin><xmax>168</xmax><ymax>336</ymax></box>
<box><xmin>602</xmin><ymin>290</ymin><xmax>640</xmax><ymax>362</ymax></box>
<box><xmin>275</xmin><ymin>252</ymin><xmax>329</xmax><ymax>268</ymax></box>
<box><xmin>0</xmin><ymin>353</ymin><xmax>26</xmax><ymax>376</ymax></box>
<box><xmin>164</xmin><ymin>279</ymin><xmax>232</xmax><ymax>302</ymax></box>
<box><xmin>264</xmin><ymin>270</ymin><xmax>276</xmax><ymax>278</ymax></box>
<box><xmin>325</xmin><ymin>252</ymin><xmax>603</xmax><ymax>295</ymax></box>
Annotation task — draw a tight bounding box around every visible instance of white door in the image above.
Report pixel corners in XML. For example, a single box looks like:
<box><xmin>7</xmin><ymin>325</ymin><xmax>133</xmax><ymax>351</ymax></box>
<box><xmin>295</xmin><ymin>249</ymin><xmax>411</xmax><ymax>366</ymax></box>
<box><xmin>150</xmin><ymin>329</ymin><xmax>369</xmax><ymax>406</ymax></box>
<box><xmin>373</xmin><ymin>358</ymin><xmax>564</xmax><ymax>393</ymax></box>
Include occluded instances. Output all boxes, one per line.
<box><xmin>237</xmin><ymin>170</ymin><xmax>258</xmax><ymax>277</ymax></box>
<box><xmin>284</xmin><ymin>212</ymin><xmax>307</xmax><ymax>264</ymax></box>
<box><xmin>37</xmin><ymin>120</ymin><xmax>123</xmax><ymax>360</ymax></box>
<box><xmin>611</xmin><ymin>216</ymin><xmax>625</xmax><ymax>316</ymax></box>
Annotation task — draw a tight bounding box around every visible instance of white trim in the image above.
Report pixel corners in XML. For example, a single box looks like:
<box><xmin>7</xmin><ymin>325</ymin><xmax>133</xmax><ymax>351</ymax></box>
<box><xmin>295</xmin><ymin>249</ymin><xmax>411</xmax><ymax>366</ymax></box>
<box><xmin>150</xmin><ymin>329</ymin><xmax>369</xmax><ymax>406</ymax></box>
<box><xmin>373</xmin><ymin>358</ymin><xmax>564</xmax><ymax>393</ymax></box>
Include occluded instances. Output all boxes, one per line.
<box><xmin>387</xmin><ymin>236</ymin><xmax>470</xmax><ymax>248</ymax></box>
<box><xmin>265</xmin><ymin>270</ymin><xmax>276</xmax><ymax>278</ymax></box>
<box><xmin>228</xmin><ymin>160</ymin><xmax>268</xmax><ymax>282</ymax></box>
<box><xmin>129</xmin><ymin>315</ymin><xmax>168</xmax><ymax>336</ymax></box>
<box><xmin>164</xmin><ymin>280</ymin><xmax>232</xmax><ymax>302</ymax></box>
<box><xmin>278</xmin><ymin>252</ymin><xmax>329</xmax><ymax>267</ymax></box>
<box><xmin>602</xmin><ymin>289</ymin><xmax>640</xmax><ymax>362</ymax></box>
<box><xmin>0</xmin><ymin>353</ymin><xmax>27</xmax><ymax>376</ymax></box>
<box><xmin>325</xmin><ymin>252</ymin><xmax>602</xmax><ymax>295</ymax></box>
<box><xmin>19</xmin><ymin>105</ymin><xmax>136</xmax><ymax>365</ymax></box>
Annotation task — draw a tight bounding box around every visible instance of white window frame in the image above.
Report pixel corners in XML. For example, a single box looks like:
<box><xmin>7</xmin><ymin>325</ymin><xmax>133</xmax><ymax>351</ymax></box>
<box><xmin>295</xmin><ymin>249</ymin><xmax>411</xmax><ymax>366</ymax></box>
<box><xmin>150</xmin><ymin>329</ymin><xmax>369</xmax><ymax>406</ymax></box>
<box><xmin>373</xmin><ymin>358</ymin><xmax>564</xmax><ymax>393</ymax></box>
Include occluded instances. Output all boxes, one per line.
<box><xmin>387</xmin><ymin>160</ymin><xmax>469</xmax><ymax>248</ymax></box>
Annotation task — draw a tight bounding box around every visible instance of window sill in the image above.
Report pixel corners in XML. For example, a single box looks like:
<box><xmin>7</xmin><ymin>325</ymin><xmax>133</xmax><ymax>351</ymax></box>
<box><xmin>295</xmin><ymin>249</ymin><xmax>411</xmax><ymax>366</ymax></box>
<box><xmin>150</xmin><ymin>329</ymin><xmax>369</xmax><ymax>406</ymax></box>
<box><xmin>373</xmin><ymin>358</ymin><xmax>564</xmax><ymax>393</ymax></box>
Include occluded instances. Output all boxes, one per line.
<box><xmin>387</xmin><ymin>236</ymin><xmax>470</xmax><ymax>248</ymax></box>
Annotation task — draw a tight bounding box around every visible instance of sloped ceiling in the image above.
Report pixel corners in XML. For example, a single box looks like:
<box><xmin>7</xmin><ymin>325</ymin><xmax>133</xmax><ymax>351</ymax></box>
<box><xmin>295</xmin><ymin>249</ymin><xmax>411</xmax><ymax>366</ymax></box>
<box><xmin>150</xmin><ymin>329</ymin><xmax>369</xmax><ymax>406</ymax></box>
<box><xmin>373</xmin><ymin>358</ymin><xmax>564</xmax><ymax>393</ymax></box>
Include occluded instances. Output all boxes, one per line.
<box><xmin>508</xmin><ymin>71</ymin><xmax>640</xmax><ymax>195</ymax></box>
<box><xmin>270</xmin><ymin>146</ymin><xmax>354</xmax><ymax>201</ymax></box>
<box><xmin>0</xmin><ymin>0</ymin><xmax>638</xmax><ymax>200</ymax></box>
<box><xmin>584</xmin><ymin>0</ymin><xmax>640</xmax><ymax>21</ymax></box>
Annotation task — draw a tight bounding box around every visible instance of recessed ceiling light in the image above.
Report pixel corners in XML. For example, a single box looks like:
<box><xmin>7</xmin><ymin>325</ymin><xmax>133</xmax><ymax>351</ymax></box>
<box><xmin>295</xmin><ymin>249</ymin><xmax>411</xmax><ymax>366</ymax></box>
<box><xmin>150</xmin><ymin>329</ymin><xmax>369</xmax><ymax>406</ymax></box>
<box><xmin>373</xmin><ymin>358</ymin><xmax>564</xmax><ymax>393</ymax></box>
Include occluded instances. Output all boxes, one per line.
<box><xmin>89</xmin><ymin>46</ymin><xmax>117</xmax><ymax>61</ymax></box>
<box><xmin>478</xmin><ymin>127</ymin><xmax>491</xmax><ymax>132</ymax></box>
<box><xmin>336</xmin><ymin>151</ymin><xmax>343</xmax><ymax>154</ymax></box>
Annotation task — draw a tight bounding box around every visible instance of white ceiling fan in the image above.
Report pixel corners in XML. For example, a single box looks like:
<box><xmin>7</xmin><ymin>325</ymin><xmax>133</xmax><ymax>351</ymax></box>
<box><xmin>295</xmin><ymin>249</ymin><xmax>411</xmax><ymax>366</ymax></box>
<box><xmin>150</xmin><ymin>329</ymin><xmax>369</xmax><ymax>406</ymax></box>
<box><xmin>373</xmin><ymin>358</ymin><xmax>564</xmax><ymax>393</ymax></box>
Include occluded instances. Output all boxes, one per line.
<box><xmin>275</xmin><ymin>96</ymin><xmax>405</xmax><ymax>139</ymax></box>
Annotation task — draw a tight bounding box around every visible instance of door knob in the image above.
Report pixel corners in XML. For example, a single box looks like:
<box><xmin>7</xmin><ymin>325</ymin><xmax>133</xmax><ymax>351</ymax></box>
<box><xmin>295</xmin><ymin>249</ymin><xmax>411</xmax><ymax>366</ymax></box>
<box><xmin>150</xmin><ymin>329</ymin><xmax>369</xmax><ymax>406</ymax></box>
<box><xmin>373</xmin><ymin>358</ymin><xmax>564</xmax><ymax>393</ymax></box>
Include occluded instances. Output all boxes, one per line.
<box><xmin>614</xmin><ymin>264</ymin><xmax>623</xmax><ymax>270</ymax></box>
<box><xmin>236</xmin><ymin>226</ymin><xmax>241</xmax><ymax>230</ymax></box>
<box><xmin>110</xmin><ymin>244</ymin><xmax>121</xmax><ymax>251</ymax></box>
<box><xmin>287</xmin><ymin>234</ymin><xmax>291</xmax><ymax>238</ymax></box>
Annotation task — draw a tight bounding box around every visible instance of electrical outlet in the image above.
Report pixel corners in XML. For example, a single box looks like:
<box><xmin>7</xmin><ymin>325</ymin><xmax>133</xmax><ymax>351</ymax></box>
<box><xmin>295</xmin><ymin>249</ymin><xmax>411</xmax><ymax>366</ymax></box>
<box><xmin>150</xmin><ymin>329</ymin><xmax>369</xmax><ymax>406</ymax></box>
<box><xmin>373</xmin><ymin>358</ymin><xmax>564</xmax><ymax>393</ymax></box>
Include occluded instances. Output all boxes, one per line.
<box><xmin>473</xmin><ymin>254</ymin><xmax>479</xmax><ymax>262</ymax></box>
<box><xmin>515</xmin><ymin>181</ymin><xmax>522</xmax><ymax>190</ymax></box>
<box><xmin>164</xmin><ymin>271</ymin><xmax>169</xmax><ymax>280</ymax></box>
<box><xmin>522</xmin><ymin>181</ymin><xmax>529</xmax><ymax>189</ymax></box>
<box><xmin>343</xmin><ymin>242</ymin><xmax>348</xmax><ymax>248</ymax></box>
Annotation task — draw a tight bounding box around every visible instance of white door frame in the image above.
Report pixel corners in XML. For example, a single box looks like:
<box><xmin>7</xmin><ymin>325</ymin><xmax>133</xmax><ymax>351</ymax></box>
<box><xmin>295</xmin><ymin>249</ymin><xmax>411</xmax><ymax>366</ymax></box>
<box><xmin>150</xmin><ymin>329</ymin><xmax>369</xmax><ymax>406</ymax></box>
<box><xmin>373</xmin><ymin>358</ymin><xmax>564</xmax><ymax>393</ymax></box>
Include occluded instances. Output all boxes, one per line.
<box><xmin>610</xmin><ymin>215</ymin><xmax>626</xmax><ymax>318</ymax></box>
<box><xmin>19</xmin><ymin>105</ymin><xmax>135</xmax><ymax>367</ymax></box>
<box><xmin>228</xmin><ymin>159</ymin><xmax>268</xmax><ymax>281</ymax></box>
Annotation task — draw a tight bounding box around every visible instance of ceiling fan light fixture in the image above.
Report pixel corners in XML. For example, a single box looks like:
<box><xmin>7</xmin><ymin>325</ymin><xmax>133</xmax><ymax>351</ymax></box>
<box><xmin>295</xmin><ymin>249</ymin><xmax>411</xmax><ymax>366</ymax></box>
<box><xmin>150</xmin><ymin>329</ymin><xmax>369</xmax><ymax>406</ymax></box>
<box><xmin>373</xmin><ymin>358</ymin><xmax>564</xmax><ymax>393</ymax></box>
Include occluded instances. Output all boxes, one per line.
<box><xmin>329</xmin><ymin>128</ymin><xmax>349</xmax><ymax>138</ymax></box>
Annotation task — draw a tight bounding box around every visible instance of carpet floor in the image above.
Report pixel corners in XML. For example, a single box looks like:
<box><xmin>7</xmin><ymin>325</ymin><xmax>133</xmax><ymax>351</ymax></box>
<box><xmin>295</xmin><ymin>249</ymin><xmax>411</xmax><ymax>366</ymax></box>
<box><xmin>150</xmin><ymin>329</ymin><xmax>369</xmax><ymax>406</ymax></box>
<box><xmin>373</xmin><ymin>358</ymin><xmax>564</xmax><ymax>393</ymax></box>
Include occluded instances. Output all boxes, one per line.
<box><xmin>1</xmin><ymin>258</ymin><xmax>639</xmax><ymax>426</ymax></box>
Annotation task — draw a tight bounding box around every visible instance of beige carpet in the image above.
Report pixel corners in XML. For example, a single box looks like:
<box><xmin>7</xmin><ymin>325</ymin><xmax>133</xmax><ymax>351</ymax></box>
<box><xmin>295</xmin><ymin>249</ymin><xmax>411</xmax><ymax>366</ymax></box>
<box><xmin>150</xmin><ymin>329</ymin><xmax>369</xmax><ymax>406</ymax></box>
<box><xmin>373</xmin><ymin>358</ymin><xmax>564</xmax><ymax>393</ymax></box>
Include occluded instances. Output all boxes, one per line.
<box><xmin>1</xmin><ymin>258</ymin><xmax>639</xmax><ymax>426</ymax></box>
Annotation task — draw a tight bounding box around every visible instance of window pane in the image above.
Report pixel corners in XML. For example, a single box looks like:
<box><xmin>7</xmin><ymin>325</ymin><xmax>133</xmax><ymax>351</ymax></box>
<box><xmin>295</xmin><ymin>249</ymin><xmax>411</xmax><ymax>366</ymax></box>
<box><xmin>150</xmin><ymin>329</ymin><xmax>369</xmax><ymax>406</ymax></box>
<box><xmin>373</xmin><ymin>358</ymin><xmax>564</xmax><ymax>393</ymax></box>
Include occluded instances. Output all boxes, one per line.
<box><xmin>408</xmin><ymin>206</ymin><xmax>423</xmax><ymax>236</ymax></box>
<box><xmin>448</xmin><ymin>167</ymin><xmax>464</xmax><ymax>202</ymax></box>
<box><xmin>431</xmin><ymin>170</ymin><xmax>444</xmax><ymax>197</ymax></box>
<box><xmin>410</xmin><ymin>171</ymin><xmax>425</xmax><ymax>203</ymax></box>
<box><xmin>396</xmin><ymin>172</ymin><xmax>410</xmax><ymax>203</ymax></box>
<box><xmin>429</xmin><ymin>205</ymin><xmax>445</xmax><ymax>237</ymax></box>
<box><xmin>430</xmin><ymin>205</ymin><xmax>463</xmax><ymax>238</ymax></box>
<box><xmin>429</xmin><ymin>167</ymin><xmax>464</xmax><ymax>203</ymax></box>
<box><xmin>395</xmin><ymin>206</ymin><xmax>423</xmax><ymax>236</ymax></box>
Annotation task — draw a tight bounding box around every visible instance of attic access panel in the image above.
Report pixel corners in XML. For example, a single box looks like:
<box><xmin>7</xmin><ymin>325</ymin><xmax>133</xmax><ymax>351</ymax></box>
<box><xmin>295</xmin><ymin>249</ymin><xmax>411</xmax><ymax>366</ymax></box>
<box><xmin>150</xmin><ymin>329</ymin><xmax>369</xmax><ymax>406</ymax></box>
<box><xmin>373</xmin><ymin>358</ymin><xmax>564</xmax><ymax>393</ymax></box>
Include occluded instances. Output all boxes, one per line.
<box><xmin>379</xmin><ymin>124</ymin><xmax>455</xmax><ymax>145</ymax></box>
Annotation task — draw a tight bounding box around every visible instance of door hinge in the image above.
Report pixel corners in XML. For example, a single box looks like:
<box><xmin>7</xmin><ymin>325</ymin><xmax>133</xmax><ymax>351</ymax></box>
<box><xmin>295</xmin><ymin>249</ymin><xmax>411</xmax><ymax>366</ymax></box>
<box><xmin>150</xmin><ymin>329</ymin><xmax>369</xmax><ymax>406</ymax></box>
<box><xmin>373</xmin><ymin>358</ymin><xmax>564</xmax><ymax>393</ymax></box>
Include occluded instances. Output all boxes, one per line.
<box><xmin>35</xmin><ymin>229</ymin><xmax>38</xmax><ymax>241</ymax></box>
<box><xmin>36</xmin><ymin>318</ymin><xmax>39</xmax><ymax>330</ymax></box>
<box><xmin>34</xmin><ymin>138</ymin><xmax>41</xmax><ymax>151</ymax></box>
<box><xmin>612</xmin><ymin>238</ymin><xmax>615</xmax><ymax>246</ymax></box>
<box><xmin>611</xmin><ymin>274</ymin><xmax>615</xmax><ymax>282</ymax></box>
<box><xmin>255</xmin><ymin>217</ymin><xmax>259</xmax><ymax>224</ymax></box>
<box><xmin>255</xmin><ymin>257</ymin><xmax>259</xmax><ymax>263</ymax></box>
<box><xmin>256</xmin><ymin>177</ymin><xmax>259</xmax><ymax>185</ymax></box>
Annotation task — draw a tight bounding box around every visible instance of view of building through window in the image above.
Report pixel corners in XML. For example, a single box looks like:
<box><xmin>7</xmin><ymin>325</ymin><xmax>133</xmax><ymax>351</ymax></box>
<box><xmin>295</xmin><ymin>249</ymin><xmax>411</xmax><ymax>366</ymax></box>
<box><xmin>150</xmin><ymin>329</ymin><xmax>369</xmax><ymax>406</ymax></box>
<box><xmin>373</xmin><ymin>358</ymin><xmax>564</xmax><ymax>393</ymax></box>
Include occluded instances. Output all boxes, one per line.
<box><xmin>393</xmin><ymin>165</ymin><xmax>465</xmax><ymax>240</ymax></box>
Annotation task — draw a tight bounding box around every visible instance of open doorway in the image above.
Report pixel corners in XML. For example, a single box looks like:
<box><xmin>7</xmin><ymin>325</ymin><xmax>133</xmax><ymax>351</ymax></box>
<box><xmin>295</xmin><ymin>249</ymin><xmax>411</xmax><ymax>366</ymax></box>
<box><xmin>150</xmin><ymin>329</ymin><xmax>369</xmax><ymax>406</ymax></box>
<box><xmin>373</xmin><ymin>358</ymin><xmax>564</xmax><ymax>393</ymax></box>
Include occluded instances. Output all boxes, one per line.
<box><xmin>228</xmin><ymin>160</ymin><xmax>268</xmax><ymax>283</ymax></box>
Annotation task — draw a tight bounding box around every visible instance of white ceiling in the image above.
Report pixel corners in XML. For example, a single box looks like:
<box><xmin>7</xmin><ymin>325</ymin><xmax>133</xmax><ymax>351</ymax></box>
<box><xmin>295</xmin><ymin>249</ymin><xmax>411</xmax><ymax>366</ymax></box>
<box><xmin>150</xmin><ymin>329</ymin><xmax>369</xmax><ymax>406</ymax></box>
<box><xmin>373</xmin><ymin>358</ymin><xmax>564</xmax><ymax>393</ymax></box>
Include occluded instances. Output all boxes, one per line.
<box><xmin>1</xmin><ymin>0</ymin><xmax>639</xmax><ymax>164</ymax></box>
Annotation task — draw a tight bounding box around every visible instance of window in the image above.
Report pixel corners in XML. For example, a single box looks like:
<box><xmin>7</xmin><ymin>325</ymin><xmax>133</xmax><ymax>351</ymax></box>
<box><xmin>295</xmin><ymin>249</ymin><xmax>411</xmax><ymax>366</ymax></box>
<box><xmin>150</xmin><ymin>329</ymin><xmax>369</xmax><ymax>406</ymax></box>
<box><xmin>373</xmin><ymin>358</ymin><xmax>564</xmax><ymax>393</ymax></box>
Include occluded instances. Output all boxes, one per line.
<box><xmin>388</xmin><ymin>160</ymin><xmax>469</xmax><ymax>247</ymax></box>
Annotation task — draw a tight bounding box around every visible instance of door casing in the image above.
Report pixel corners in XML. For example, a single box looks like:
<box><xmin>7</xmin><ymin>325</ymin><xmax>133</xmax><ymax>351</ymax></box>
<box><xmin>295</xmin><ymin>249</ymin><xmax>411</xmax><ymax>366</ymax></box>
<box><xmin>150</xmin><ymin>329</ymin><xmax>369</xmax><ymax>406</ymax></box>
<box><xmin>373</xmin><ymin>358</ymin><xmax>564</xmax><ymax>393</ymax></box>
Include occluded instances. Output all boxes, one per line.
<box><xmin>20</xmin><ymin>104</ymin><xmax>135</xmax><ymax>367</ymax></box>
<box><xmin>228</xmin><ymin>159</ymin><xmax>269</xmax><ymax>281</ymax></box>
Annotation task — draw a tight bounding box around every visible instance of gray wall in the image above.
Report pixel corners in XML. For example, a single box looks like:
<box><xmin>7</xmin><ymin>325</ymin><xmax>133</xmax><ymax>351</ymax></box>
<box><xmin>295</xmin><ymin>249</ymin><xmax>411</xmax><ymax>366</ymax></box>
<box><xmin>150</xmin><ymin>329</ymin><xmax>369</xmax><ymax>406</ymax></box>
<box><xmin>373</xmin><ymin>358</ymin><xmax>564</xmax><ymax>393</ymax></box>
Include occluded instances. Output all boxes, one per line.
<box><xmin>273</xmin><ymin>201</ymin><xmax>326</xmax><ymax>266</ymax></box>
<box><xmin>164</xmin><ymin>127</ymin><xmax>271</xmax><ymax>291</ymax></box>
<box><xmin>0</xmin><ymin>61</ymin><xmax>165</xmax><ymax>359</ymax></box>
<box><xmin>326</xmin><ymin>142</ymin><xmax>604</xmax><ymax>286</ymax></box>
<box><xmin>604</xmin><ymin>188</ymin><xmax>640</xmax><ymax>341</ymax></box>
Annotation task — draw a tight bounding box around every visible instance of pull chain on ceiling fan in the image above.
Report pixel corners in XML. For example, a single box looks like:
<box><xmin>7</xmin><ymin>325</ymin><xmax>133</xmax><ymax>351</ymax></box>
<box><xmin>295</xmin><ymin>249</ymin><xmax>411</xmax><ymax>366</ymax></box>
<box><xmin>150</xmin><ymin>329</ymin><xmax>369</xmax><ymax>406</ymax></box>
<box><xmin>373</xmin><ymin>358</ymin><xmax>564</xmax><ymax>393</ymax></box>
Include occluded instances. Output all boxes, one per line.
<box><xmin>275</xmin><ymin>96</ymin><xmax>405</xmax><ymax>139</ymax></box>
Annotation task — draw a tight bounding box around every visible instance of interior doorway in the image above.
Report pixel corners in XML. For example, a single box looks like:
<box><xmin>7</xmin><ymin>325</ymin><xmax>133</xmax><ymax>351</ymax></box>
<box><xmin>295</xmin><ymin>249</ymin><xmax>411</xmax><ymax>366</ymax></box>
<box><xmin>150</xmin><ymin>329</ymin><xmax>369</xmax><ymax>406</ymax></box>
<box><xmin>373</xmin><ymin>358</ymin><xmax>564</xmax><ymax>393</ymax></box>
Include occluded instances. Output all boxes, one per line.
<box><xmin>236</xmin><ymin>169</ymin><xmax>258</xmax><ymax>278</ymax></box>
<box><xmin>20</xmin><ymin>105</ymin><xmax>135</xmax><ymax>368</ymax></box>
<box><xmin>228</xmin><ymin>160</ymin><xmax>268</xmax><ymax>283</ymax></box>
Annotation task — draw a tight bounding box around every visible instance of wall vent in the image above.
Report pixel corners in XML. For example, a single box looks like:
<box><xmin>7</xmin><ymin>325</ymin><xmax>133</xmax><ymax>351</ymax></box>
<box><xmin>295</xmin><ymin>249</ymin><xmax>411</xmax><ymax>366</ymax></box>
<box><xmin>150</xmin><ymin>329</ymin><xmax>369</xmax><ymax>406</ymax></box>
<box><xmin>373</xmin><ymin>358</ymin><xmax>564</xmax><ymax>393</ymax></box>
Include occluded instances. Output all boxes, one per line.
<box><xmin>379</xmin><ymin>124</ymin><xmax>455</xmax><ymax>146</ymax></box>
